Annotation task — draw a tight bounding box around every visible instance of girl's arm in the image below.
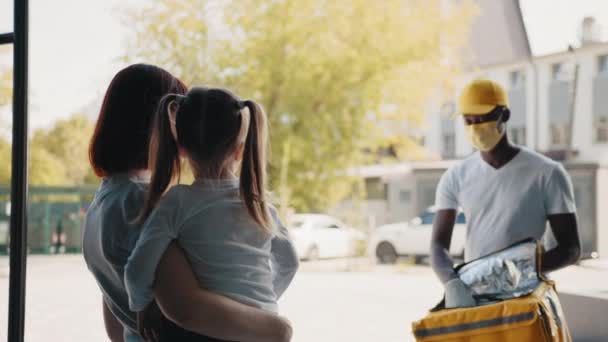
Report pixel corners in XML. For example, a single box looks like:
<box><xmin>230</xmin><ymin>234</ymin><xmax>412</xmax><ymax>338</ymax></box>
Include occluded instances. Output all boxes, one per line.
<box><xmin>154</xmin><ymin>242</ymin><xmax>293</xmax><ymax>342</ymax></box>
<box><xmin>270</xmin><ymin>210</ymin><xmax>300</xmax><ymax>299</ymax></box>
<box><xmin>124</xmin><ymin>188</ymin><xmax>180</xmax><ymax>312</ymax></box>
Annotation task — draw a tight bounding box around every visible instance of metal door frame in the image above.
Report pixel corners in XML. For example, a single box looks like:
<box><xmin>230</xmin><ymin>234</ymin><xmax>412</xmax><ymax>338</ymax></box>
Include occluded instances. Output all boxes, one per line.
<box><xmin>1</xmin><ymin>1</ymin><xmax>29</xmax><ymax>341</ymax></box>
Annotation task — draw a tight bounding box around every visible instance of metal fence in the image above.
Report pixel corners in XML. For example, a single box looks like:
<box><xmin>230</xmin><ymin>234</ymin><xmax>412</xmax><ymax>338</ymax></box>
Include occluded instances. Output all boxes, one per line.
<box><xmin>0</xmin><ymin>186</ymin><xmax>97</xmax><ymax>255</ymax></box>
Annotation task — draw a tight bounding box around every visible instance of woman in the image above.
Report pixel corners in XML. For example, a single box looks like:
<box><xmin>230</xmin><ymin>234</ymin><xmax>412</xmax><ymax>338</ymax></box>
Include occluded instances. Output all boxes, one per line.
<box><xmin>83</xmin><ymin>64</ymin><xmax>292</xmax><ymax>342</ymax></box>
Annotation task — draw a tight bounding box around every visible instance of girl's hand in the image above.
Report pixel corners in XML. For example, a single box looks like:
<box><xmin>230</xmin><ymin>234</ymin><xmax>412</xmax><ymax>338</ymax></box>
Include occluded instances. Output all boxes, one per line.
<box><xmin>137</xmin><ymin>301</ymin><xmax>163</xmax><ymax>342</ymax></box>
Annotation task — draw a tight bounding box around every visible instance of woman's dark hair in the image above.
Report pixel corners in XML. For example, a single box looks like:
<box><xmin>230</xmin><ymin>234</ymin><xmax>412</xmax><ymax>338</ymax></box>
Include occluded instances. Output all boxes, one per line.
<box><xmin>139</xmin><ymin>87</ymin><xmax>271</xmax><ymax>232</ymax></box>
<box><xmin>89</xmin><ymin>64</ymin><xmax>187</xmax><ymax>177</ymax></box>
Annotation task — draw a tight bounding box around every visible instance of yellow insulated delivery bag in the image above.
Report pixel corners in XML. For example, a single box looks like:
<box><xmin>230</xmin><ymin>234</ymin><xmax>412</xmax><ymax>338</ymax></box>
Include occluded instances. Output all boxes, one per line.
<box><xmin>412</xmin><ymin>281</ymin><xmax>570</xmax><ymax>341</ymax></box>
<box><xmin>412</xmin><ymin>240</ymin><xmax>571</xmax><ymax>341</ymax></box>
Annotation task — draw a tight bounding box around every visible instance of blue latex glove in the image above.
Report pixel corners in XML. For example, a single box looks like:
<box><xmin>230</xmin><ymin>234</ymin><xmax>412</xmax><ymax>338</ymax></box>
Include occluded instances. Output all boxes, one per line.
<box><xmin>445</xmin><ymin>278</ymin><xmax>477</xmax><ymax>309</ymax></box>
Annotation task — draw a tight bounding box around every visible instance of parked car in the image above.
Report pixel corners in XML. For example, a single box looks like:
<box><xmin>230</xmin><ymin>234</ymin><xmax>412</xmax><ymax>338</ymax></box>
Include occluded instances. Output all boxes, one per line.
<box><xmin>369</xmin><ymin>206</ymin><xmax>467</xmax><ymax>264</ymax></box>
<box><xmin>288</xmin><ymin>214</ymin><xmax>365</xmax><ymax>260</ymax></box>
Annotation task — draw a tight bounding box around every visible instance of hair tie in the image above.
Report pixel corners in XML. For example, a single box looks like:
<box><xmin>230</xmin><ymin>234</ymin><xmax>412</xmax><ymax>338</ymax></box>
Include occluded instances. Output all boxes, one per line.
<box><xmin>236</xmin><ymin>100</ymin><xmax>246</xmax><ymax>110</ymax></box>
<box><xmin>175</xmin><ymin>94</ymin><xmax>188</xmax><ymax>106</ymax></box>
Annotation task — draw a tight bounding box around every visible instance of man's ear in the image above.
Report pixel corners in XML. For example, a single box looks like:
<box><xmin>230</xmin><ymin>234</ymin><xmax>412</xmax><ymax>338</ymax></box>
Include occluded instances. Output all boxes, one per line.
<box><xmin>502</xmin><ymin>107</ymin><xmax>511</xmax><ymax>123</ymax></box>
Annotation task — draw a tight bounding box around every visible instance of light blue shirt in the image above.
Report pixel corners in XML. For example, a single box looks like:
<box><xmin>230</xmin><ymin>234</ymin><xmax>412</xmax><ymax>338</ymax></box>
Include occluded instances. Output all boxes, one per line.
<box><xmin>125</xmin><ymin>178</ymin><xmax>299</xmax><ymax>313</ymax></box>
<box><xmin>82</xmin><ymin>174</ymin><xmax>148</xmax><ymax>342</ymax></box>
<box><xmin>435</xmin><ymin>147</ymin><xmax>576</xmax><ymax>261</ymax></box>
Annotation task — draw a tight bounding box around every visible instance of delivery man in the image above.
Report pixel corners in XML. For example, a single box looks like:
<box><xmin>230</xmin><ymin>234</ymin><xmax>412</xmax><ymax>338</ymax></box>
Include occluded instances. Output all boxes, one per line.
<box><xmin>430</xmin><ymin>79</ymin><xmax>581</xmax><ymax>308</ymax></box>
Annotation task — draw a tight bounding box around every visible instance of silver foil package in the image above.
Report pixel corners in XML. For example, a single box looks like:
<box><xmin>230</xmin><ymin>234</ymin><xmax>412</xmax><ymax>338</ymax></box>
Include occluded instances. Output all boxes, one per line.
<box><xmin>458</xmin><ymin>241</ymin><xmax>541</xmax><ymax>303</ymax></box>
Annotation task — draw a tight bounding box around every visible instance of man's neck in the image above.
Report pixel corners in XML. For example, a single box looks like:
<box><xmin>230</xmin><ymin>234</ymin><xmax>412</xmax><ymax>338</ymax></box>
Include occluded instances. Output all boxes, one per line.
<box><xmin>480</xmin><ymin>137</ymin><xmax>520</xmax><ymax>169</ymax></box>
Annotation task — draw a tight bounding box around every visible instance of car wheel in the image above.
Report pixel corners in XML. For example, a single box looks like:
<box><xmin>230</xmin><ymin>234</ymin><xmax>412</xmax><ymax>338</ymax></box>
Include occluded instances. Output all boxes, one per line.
<box><xmin>413</xmin><ymin>255</ymin><xmax>425</xmax><ymax>265</ymax></box>
<box><xmin>306</xmin><ymin>245</ymin><xmax>320</xmax><ymax>261</ymax></box>
<box><xmin>376</xmin><ymin>242</ymin><xmax>398</xmax><ymax>264</ymax></box>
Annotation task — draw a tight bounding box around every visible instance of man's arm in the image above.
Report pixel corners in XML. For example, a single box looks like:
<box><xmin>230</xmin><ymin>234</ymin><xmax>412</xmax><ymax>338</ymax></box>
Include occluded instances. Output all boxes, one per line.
<box><xmin>541</xmin><ymin>213</ymin><xmax>581</xmax><ymax>273</ymax></box>
<box><xmin>154</xmin><ymin>242</ymin><xmax>292</xmax><ymax>342</ymax></box>
<box><xmin>102</xmin><ymin>299</ymin><xmax>124</xmax><ymax>342</ymax></box>
<box><xmin>430</xmin><ymin>209</ymin><xmax>459</xmax><ymax>284</ymax></box>
<box><xmin>431</xmin><ymin>209</ymin><xmax>476</xmax><ymax>308</ymax></box>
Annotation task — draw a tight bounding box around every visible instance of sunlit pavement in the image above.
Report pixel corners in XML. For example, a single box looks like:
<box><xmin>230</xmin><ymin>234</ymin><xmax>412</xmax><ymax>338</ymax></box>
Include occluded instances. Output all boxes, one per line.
<box><xmin>0</xmin><ymin>255</ymin><xmax>605</xmax><ymax>342</ymax></box>
<box><xmin>0</xmin><ymin>256</ymin><xmax>442</xmax><ymax>341</ymax></box>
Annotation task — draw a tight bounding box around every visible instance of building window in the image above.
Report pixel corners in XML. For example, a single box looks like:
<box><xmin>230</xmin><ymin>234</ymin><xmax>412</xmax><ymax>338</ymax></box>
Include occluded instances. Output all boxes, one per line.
<box><xmin>365</xmin><ymin>177</ymin><xmax>387</xmax><ymax>200</ymax></box>
<box><xmin>399</xmin><ymin>191</ymin><xmax>411</xmax><ymax>203</ymax></box>
<box><xmin>442</xmin><ymin>133</ymin><xmax>456</xmax><ymax>158</ymax></box>
<box><xmin>510</xmin><ymin>70</ymin><xmax>526</xmax><ymax>88</ymax></box>
<box><xmin>550</xmin><ymin>123</ymin><xmax>569</xmax><ymax>146</ymax></box>
<box><xmin>595</xmin><ymin>116</ymin><xmax>608</xmax><ymax>143</ymax></box>
<box><xmin>552</xmin><ymin>63</ymin><xmax>566</xmax><ymax>81</ymax></box>
<box><xmin>510</xmin><ymin>126</ymin><xmax>526</xmax><ymax>145</ymax></box>
<box><xmin>598</xmin><ymin>55</ymin><xmax>608</xmax><ymax>75</ymax></box>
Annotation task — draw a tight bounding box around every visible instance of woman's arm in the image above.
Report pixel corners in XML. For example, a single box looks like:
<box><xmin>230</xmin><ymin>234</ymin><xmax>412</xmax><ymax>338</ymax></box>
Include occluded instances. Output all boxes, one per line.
<box><xmin>270</xmin><ymin>211</ymin><xmax>299</xmax><ymax>298</ymax></box>
<box><xmin>102</xmin><ymin>299</ymin><xmax>124</xmax><ymax>342</ymax></box>
<box><xmin>154</xmin><ymin>242</ymin><xmax>293</xmax><ymax>342</ymax></box>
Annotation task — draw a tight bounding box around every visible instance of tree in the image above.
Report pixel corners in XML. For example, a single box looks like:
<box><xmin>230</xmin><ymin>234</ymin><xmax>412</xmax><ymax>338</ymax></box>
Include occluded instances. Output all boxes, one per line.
<box><xmin>30</xmin><ymin>115</ymin><xmax>96</xmax><ymax>185</ymax></box>
<box><xmin>0</xmin><ymin>46</ymin><xmax>98</xmax><ymax>187</ymax></box>
<box><xmin>0</xmin><ymin>115</ymin><xmax>97</xmax><ymax>187</ymax></box>
<box><xmin>0</xmin><ymin>46</ymin><xmax>12</xmax><ymax>139</ymax></box>
<box><xmin>0</xmin><ymin>46</ymin><xmax>10</xmax><ymax>107</ymax></box>
<box><xmin>126</xmin><ymin>0</ymin><xmax>475</xmax><ymax>212</ymax></box>
<box><xmin>0</xmin><ymin>47</ymin><xmax>12</xmax><ymax>185</ymax></box>
<box><xmin>0</xmin><ymin>68</ymin><xmax>10</xmax><ymax>108</ymax></box>
<box><xmin>28</xmin><ymin>143</ymin><xmax>68</xmax><ymax>186</ymax></box>
<box><xmin>0</xmin><ymin>137</ymin><xmax>10</xmax><ymax>184</ymax></box>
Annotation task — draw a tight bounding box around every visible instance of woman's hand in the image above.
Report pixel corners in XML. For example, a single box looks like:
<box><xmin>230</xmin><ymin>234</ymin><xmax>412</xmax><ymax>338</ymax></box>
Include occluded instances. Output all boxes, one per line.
<box><xmin>137</xmin><ymin>301</ymin><xmax>163</xmax><ymax>342</ymax></box>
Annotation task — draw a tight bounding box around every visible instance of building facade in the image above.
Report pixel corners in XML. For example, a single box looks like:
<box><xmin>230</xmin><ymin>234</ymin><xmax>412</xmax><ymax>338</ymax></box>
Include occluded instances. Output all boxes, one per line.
<box><xmin>354</xmin><ymin>5</ymin><xmax>608</xmax><ymax>259</ymax></box>
<box><xmin>425</xmin><ymin>42</ymin><xmax>608</xmax><ymax>164</ymax></box>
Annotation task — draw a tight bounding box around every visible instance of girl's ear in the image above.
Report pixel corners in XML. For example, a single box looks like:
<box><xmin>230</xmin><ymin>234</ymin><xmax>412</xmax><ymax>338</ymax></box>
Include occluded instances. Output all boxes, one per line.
<box><xmin>233</xmin><ymin>142</ymin><xmax>245</xmax><ymax>162</ymax></box>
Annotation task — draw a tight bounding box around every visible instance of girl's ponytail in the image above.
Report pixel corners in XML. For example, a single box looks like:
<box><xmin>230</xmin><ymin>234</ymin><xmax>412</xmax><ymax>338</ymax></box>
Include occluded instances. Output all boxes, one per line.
<box><xmin>137</xmin><ymin>93</ymin><xmax>184</xmax><ymax>223</ymax></box>
<box><xmin>240</xmin><ymin>100</ymin><xmax>271</xmax><ymax>232</ymax></box>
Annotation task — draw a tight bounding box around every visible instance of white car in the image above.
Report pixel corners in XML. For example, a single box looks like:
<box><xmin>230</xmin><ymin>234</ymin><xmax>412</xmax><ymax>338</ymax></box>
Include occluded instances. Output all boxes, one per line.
<box><xmin>288</xmin><ymin>214</ymin><xmax>365</xmax><ymax>260</ymax></box>
<box><xmin>369</xmin><ymin>207</ymin><xmax>467</xmax><ymax>264</ymax></box>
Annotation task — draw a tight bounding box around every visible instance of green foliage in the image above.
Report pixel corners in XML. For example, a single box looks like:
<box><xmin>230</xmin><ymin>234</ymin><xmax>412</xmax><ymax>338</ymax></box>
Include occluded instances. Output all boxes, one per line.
<box><xmin>125</xmin><ymin>0</ymin><xmax>475</xmax><ymax>212</ymax></box>
<box><xmin>0</xmin><ymin>68</ymin><xmax>10</xmax><ymax>108</ymax></box>
<box><xmin>0</xmin><ymin>137</ymin><xmax>10</xmax><ymax>184</ymax></box>
<box><xmin>0</xmin><ymin>46</ymin><xmax>11</xmax><ymax>108</ymax></box>
<box><xmin>0</xmin><ymin>45</ymin><xmax>98</xmax><ymax>187</ymax></box>
<box><xmin>1</xmin><ymin>46</ymin><xmax>13</xmax><ymax>137</ymax></box>
<box><xmin>31</xmin><ymin>115</ymin><xmax>96</xmax><ymax>185</ymax></box>
<box><xmin>0</xmin><ymin>115</ymin><xmax>97</xmax><ymax>186</ymax></box>
<box><xmin>28</xmin><ymin>144</ymin><xmax>68</xmax><ymax>186</ymax></box>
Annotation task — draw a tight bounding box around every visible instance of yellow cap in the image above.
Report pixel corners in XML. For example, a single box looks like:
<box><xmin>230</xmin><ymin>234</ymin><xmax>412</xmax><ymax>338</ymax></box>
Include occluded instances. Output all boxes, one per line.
<box><xmin>458</xmin><ymin>79</ymin><xmax>508</xmax><ymax>115</ymax></box>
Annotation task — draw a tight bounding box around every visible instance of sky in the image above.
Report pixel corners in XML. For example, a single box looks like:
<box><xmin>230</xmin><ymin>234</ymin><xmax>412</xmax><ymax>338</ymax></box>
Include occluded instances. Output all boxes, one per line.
<box><xmin>520</xmin><ymin>0</ymin><xmax>608</xmax><ymax>56</ymax></box>
<box><xmin>1</xmin><ymin>0</ymin><xmax>608</xmax><ymax>130</ymax></box>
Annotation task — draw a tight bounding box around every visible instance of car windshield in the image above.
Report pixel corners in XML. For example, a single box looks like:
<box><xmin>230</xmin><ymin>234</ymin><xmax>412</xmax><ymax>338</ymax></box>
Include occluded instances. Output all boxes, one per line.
<box><xmin>419</xmin><ymin>211</ymin><xmax>435</xmax><ymax>225</ymax></box>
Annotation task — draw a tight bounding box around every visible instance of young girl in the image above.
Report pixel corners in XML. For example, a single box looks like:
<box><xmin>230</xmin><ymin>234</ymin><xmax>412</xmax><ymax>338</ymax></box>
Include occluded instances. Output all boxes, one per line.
<box><xmin>125</xmin><ymin>87</ymin><xmax>299</xmax><ymax>341</ymax></box>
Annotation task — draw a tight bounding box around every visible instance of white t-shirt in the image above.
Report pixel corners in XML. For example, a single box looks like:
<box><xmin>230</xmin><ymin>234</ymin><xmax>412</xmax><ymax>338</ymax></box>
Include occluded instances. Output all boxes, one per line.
<box><xmin>125</xmin><ymin>178</ymin><xmax>299</xmax><ymax>313</ymax></box>
<box><xmin>435</xmin><ymin>147</ymin><xmax>576</xmax><ymax>261</ymax></box>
